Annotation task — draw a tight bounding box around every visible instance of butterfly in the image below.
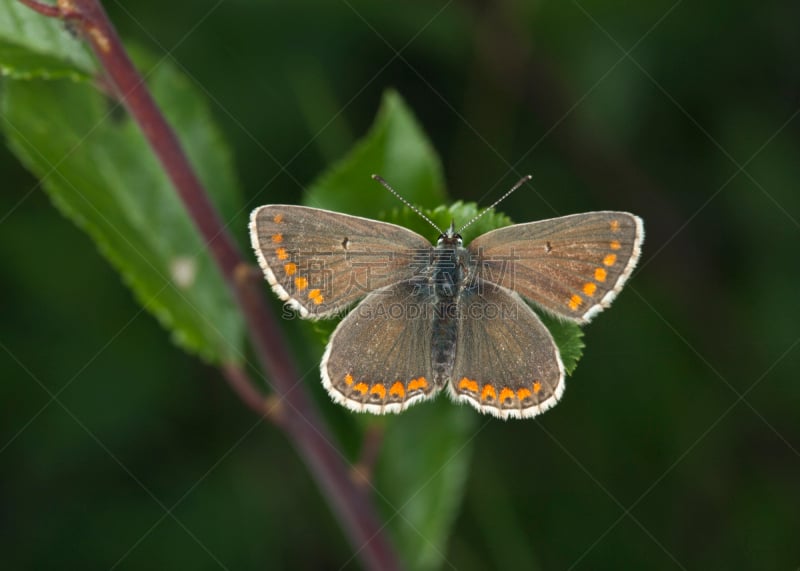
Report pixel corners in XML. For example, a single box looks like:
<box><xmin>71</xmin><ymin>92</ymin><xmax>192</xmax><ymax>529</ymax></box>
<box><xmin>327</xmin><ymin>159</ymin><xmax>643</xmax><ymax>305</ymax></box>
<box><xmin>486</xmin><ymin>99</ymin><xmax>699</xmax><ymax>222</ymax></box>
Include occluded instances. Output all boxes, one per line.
<box><xmin>249</xmin><ymin>176</ymin><xmax>643</xmax><ymax>419</ymax></box>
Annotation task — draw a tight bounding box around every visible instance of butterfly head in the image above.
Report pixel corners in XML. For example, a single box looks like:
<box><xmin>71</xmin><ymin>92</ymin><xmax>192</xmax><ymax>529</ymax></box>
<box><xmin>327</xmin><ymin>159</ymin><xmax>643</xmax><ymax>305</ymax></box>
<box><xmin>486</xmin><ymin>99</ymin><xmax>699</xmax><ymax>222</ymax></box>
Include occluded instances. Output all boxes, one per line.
<box><xmin>437</xmin><ymin>220</ymin><xmax>463</xmax><ymax>248</ymax></box>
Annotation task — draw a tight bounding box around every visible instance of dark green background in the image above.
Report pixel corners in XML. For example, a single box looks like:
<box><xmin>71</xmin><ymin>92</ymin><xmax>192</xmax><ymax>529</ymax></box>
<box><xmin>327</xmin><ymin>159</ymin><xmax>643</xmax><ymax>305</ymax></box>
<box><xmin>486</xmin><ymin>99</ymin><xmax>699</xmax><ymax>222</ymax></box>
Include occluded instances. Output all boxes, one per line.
<box><xmin>2</xmin><ymin>1</ymin><xmax>798</xmax><ymax>569</ymax></box>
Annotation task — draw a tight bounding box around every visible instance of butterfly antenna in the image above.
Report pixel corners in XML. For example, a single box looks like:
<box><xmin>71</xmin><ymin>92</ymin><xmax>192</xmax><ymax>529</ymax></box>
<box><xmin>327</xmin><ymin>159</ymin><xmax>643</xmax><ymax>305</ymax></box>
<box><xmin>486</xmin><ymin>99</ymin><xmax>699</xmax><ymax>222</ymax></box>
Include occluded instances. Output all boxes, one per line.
<box><xmin>457</xmin><ymin>174</ymin><xmax>532</xmax><ymax>234</ymax></box>
<box><xmin>371</xmin><ymin>174</ymin><xmax>443</xmax><ymax>234</ymax></box>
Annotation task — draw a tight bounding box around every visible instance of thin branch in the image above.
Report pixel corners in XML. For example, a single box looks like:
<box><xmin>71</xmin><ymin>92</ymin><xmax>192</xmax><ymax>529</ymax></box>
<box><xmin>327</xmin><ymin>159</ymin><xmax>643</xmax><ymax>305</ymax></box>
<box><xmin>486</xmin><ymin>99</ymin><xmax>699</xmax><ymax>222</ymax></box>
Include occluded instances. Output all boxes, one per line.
<box><xmin>17</xmin><ymin>2</ymin><xmax>399</xmax><ymax>569</ymax></box>
<box><xmin>220</xmin><ymin>362</ymin><xmax>270</xmax><ymax>417</ymax></box>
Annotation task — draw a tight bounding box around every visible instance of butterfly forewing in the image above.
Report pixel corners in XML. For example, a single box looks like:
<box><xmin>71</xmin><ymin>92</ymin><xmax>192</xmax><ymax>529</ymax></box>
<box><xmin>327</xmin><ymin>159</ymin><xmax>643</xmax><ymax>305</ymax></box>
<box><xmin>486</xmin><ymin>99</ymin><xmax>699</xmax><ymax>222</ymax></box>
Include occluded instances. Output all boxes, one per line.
<box><xmin>469</xmin><ymin>211</ymin><xmax>643</xmax><ymax>323</ymax></box>
<box><xmin>448</xmin><ymin>283</ymin><xmax>564</xmax><ymax>419</ymax></box>
<box><xmin>321</xmin><ymin>280</ymin><xmax>439</xmax><ymax>413</ymax></box>
<box><xmin>250</xmin><ymin>205</ymin><xmax>431</xmax><ymax>318</ymax></box>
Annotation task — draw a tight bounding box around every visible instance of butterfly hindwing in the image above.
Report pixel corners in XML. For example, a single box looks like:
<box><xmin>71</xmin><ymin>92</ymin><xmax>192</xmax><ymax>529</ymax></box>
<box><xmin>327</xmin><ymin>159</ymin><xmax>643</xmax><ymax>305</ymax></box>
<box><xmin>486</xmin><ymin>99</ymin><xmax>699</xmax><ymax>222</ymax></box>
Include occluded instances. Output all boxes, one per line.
<box><xmin>468</xmin><ymin>211</ymin><xmax>643</xmax><ymax>323</ymax></box>
<box><xmin>321</xmin><ymin>280</ymin><xmax>440</xmax><ymax>413</ymax></box>
<box><xmin>448</xmin><ymin>282</ymin><xmax>565</xmax><ymax>419</ymax></box>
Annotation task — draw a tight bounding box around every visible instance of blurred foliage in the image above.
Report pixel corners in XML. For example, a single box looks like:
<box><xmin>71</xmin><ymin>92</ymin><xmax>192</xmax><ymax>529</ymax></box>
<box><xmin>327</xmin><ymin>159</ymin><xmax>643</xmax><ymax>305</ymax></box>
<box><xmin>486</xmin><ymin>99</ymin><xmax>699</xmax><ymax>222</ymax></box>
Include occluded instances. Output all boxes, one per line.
<box><xmin>2</xmin><ymin>1</ymin><xmax>799</xmax><ymax>570</ymax></box>
<box><xmin>305</xmin><ymin>89</ymin><xmax>447</xmax><ymax>215</ymax></box>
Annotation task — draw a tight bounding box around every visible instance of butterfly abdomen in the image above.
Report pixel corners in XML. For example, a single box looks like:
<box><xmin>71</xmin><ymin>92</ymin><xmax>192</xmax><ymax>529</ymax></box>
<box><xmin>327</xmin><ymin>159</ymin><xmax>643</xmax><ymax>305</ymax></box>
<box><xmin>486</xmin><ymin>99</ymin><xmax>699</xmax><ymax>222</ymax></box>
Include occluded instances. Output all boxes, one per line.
<box><xmin>431</xmin><ymin>300</ymin><xmax>458</xmax><ymax>387</ymax></box>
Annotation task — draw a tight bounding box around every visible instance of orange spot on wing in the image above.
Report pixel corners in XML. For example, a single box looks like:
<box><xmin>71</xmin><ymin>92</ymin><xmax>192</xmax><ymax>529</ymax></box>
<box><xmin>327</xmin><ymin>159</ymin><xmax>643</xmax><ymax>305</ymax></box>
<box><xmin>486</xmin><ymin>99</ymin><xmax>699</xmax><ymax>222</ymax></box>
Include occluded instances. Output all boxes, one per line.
<box><xmin>583</xmin><ymin>282</ymin><xmax>597</xmax><ymax>296</ymax></box>
<box><xmin>517</xmin><ymin>388</ymin><xmax>532</xmax><ymax>401</ymax></box>
<box><xmin>344</xmin><ymin>374</ymin><xmax>354</xmax><ymax>386</ymax></box>
<box><xmin>481</xmin><ymin>384</ymin><xmax>497</xmax><ymax>402</ymax></box>
<box><xmin>284</xmin><ymin>262</ymin><xmax>297</xmax><ymax>276</ymax></box>
<box><xmin>499</xmin><ymin>388</ymin><xmax>515</xmax><ymax>404</ymax></box>
<box><xmin>271</xmin><ymin>233</ymin><xmax>283</xmax><ymax>243</ymax></box>
<box><xmin>273</xmin><ymin>213</ymin><xmax>284</xmax><ymax>223</ymax></box>
<box><xmin>294</xmin><ymin>276</ymin><xmax>308</xmax><ymax>290</ymax></box>
<box><xmin>610</xmin><ymin>219</ymin><xmax>620</xmax><ymax>232</ymax></box>
<box><xmin>610</xmin><ymin>240</ymin><xmax>621</xmax><ymax>250</ymax></box>
<box><xmin>595</xmin><ymin>268</ymin><xmax>607</xmax><ymax>282</ymax></box>
<box><xmin>458</xmin><ymin>377</ymin><xmax>479</xmax><ymax>393</ymax></box>
<box><xmin>568</xmin><ymin>294</ymin><xmax>583</xmax><ymax>310</ymax></box>
<box><xmin>353</xmin><ymin>382</ymin><xmax>368</xmax><ymax>395</ymax></box>
<box><xmin>390</xmin><ymin>381</ymin><xmax>405</xmax><ymax>398</ymax></box>
<box><xmin>408</xmin><ymin>377</ymin><xmax>428</xmax><ymax>392</ymax></box>
<box><xmin>603</xmin><ymin>254</ymin><xmax>617</xmax><ymax>266</ymax></box>
<box><xmin>275</xmin><ymin>247</ymin><xmax>288</xmax><ymax>260</ymax></box>
<box><xmin>533</xmin><ymin>381</ymin><xmax>542</xmax><ymax>394</ymax></box>
<box><xmin>370</xmin><ymin>384</ymin><xmax>387</xmax><ymax>400</ymax></box>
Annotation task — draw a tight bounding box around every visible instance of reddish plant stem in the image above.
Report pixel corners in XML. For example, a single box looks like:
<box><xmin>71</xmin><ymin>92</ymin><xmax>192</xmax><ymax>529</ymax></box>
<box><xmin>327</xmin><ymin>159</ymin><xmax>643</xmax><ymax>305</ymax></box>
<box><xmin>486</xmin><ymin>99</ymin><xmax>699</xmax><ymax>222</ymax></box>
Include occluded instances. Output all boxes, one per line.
<box><xmin>220</xmin><ymin>362</ymin><xmax>269</xmax><ymax>417</ymax></box>
<box><xmin>18</xmin><ymin>1</ymin><xmax>399</xmax><ymax>569</ymax></box>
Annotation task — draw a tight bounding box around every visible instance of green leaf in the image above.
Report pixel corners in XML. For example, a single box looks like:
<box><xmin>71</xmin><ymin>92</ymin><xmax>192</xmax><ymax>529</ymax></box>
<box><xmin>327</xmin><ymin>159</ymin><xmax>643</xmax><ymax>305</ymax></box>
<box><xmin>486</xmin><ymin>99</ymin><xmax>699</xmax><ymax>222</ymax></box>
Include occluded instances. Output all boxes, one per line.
<box><xmin>1</xmin><ymin>57</ymin><xmax>244</xmax><ymax>364</ymax></box>
<box><xmin>538</xmin><ymin>313</ymin><xmax>584</xmax><ymax>375</ymax></box>
<box><xmin>0</xmin><ymin>2</ymin><xmax>95</xmax><ymax>80</ymax></box>
<box><xmin>371</xmin><ymin>401</ymin><xmax>477</xmax><ymax>571</ymax></box>
<box><xmin>303</xmin><ymin>89</ymin><xmax>450</xmax><ymax>345</ymax></box>
<box><xmin>304</xmin><ymin>89</ymin><xmax>446</xmax><ymax>215</ymax></box>
<box><xmin>302</xmin><ymin>92</ymin><xmax>583</xmax><ymax>568</ymax></box>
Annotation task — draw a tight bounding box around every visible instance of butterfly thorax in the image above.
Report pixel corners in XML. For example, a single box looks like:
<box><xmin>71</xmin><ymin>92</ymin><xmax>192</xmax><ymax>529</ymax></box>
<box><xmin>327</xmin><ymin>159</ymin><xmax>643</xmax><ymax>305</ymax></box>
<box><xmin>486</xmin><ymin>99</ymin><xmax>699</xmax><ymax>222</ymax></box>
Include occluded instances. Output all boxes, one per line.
<box><xmin>432</xmin><ymin>224</ymin><xmax>468</xmax><ymax>296</ymax></box>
